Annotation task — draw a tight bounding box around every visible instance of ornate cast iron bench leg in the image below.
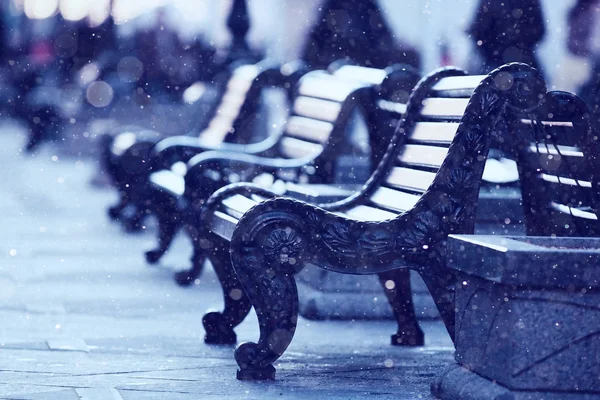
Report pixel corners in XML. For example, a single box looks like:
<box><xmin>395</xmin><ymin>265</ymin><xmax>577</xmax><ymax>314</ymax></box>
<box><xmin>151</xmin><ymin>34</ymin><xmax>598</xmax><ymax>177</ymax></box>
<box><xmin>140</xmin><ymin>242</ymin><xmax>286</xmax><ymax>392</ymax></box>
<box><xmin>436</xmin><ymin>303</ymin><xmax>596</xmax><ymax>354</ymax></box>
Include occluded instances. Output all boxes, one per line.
<box><xmin>418</xmin><ymin>265</ymin><xmax>457</xmax><ymax>342</ymax></box>
<box><xmin>173</xmin><ymin>228</ymin><xmax>206</xmax><ymax>286</ymax></box>
<box><xmin>231</xmin><ymin>227</ymin><xmax>301</xmax><ymax>381</ymax></box>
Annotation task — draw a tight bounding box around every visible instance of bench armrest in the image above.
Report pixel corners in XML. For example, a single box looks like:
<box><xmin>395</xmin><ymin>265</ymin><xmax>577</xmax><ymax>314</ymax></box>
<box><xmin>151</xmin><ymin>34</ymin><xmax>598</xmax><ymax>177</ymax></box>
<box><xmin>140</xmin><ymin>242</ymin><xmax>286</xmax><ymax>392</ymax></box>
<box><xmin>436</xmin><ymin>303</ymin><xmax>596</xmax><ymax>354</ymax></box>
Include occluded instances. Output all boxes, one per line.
<box><xmin>185</xmin><ymin>150</ymin><xmax>316</xmax><ymax>180</ymax></box>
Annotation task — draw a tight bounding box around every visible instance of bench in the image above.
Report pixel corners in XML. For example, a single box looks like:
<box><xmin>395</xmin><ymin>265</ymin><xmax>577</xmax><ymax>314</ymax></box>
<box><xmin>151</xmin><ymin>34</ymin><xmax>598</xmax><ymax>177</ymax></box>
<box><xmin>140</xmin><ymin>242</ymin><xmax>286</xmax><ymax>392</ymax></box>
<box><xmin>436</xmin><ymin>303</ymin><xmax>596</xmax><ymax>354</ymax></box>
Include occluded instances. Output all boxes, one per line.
<box><xmin>186</xmin><ymin>63</ymin><xmax>548</xmax><ymax>380</ymax></box>
<box><xmin>103</xmin><ymin>60</ymin><xmax>299</xmax><ymax>230</ymax></box>
<box><xmin>514</xmin><ymin>91</ymin><xmax>600</xmax><ymax>236</ymax></box>
<box><xmin>142</xmin><ymin>65</ymin><xmax>420</xmax><ymax>279</ymax></box>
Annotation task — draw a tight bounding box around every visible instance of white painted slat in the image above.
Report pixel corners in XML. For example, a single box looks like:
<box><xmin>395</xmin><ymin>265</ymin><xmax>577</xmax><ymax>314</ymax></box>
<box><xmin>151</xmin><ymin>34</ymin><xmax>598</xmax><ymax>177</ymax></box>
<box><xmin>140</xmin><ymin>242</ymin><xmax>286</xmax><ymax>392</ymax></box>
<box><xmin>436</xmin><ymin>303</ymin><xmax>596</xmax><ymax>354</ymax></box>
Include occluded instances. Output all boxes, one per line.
<box><xmin>344</xmin><ymin>205</ymin><xmax>398</xmax><ymax>221</ymax></box>
<box><xmin>221</xmin><ymin>195</ymin><xmax>258</xmax><ymax>219</ymax></box>
<box><xmin>420</xmin><ymin>98</ymin><xmax>469</xmax><ymax>118</ymax></box>
<box><xmin>293</xmin><ymin>96</ymin><xmax>342</xmax><ymax>122</ymax></box>
<box><xmin>298</xmin><ymin>76</ymin><xmax>363</xmax><ymax>102</ymax></box>
<box><xmin>370</xmin><ymin>186</ymin><xmax>421</xmax><ymax>212</ymax></box>
<box><xmin>285</xmin><ymin>116</ymin><xmax>334</xmax><ymax>144</ymax></box>
<box><xmin>431</xmin><ymin>75</ymin><xmax>485</xmax><ymax>92</ymax></box>
<box><xmin>398</xmin><ymin>144</ymin><xmax>448</xmax><ymax>169</ymax></box>
<box><xmin>410</xmin><ymin>121</ymin><xmax>458</xmax><ymax>144</ymax></box>
<box><xmin>550</xmin><ymin>202</ymin><xmax>598</xmax><ymax>220</ymax></box>
<box><xmin>211</xmin><ymin>211</ymin><xmax>239</xmax><ymax>240</ymax></box>
<box><xmin>386</xmin><ymin>167</ymin><xmax>436</xmax><ymax>192</ymax></box>
<box><xmin>279</xmin><ymin>137</ymin><xmax>324</xmax><ymax>159</ymax></box>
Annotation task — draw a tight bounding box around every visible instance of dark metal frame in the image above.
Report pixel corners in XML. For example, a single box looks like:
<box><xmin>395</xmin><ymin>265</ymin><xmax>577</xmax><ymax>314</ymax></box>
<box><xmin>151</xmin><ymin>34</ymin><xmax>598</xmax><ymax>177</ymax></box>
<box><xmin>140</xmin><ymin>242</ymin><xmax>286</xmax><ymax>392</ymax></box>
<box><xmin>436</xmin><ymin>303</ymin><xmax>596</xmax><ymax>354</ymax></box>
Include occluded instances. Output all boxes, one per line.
<box><xmin>512</xmin><ymin>91</ymin><xmax>600</xmax><ymax>236</ymax></box>
<box><xmin>190</xmin><ymin>63</ymin><xmax>548</xmax><ymax>380</ymax></box>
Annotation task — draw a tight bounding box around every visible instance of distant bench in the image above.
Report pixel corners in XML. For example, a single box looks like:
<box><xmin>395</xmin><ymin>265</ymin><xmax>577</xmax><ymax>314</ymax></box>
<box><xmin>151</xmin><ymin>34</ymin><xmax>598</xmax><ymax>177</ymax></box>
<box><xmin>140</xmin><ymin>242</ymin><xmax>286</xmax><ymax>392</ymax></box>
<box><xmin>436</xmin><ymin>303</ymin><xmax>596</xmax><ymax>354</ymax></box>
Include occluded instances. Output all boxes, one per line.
<box><xmin>103</xmin><ymin>60</ymin><xmax>298</xmax><ymax>230</ymax></box>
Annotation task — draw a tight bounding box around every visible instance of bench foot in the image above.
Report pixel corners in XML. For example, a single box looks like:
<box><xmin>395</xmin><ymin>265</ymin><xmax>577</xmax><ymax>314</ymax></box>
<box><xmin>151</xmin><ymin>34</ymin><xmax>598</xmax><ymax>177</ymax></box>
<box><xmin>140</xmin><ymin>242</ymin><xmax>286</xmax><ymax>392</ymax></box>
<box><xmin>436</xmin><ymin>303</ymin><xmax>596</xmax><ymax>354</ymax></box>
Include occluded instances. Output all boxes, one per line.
<box><xmin>203</xmin><ymin>312</ymin><xmax>237</xmax><ymax>344</ymax></box>
<box><xmin>391</xmin><ymin>327</ymin><xmax>424</xmax><ymax>346</ymax></box>
<box><xmin>145</xmin><ymin>250</ymin><xmax>163</xmax><ymax>264</ymax></box>
<box><xmin>174</xmin><ymin>245</ymin><xmax>206</xmax><ymax>286</ymax></box>
<box><xmin>107</xmin><ymin>195</ymin><xmax>130</xmax><ymax>221</ymax></box>
<box><xmin>108</xmin><ymin>205</ymin><xmax>122</xmax><ymax>220</ymax></box>
<box><xmin>174</xmin><ymin>270</ymin><xmax>195</xmax><ymax>286</ymax></box>
<box><xmin>236</xmin><ymin>364</ymin><xmax>276</xmax><ymax>381</ymax></box>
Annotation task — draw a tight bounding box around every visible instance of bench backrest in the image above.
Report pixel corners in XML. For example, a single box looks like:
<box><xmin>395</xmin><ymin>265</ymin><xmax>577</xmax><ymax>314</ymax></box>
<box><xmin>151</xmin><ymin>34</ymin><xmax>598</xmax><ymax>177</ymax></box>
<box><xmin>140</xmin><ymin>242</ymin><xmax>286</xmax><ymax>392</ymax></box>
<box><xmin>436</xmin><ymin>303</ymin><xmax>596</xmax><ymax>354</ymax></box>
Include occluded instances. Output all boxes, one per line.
<box><xmin>515</xmin><ymin>91</ymin><xmax>600</xmax><ymax>236</ymax></box>
<box><xmin>328</xmin><ymin>64</ymin><xmax>550</xmax><ymax>243</ymax></box>
<box><xmin>198</xmin><ymin>61</ymin><xmax>298</xmax><ymax>147</ymax></box>
<box><xmin>276</xmin><ymin>64</ymin><xmax>420</xmax><ymax>183</ymax></box>
<box><xmin>346</xmin><ymin>73</ymin><xmax>487</xmax><ymax>221</ymax></box>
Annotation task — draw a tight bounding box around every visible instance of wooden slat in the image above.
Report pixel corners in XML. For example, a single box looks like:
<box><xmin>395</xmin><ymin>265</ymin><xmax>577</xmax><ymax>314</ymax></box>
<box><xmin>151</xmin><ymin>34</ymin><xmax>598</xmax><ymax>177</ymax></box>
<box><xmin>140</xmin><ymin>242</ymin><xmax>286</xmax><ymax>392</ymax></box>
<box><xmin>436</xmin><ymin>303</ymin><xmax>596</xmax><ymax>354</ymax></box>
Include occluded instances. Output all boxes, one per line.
<box><xmin>279</xmin><ymin>137</ymin><xmax>324</xmax><ymax>159</ymax></box>
<box><xmin>528</xmin><ymin>144</ymin><xmax>583</xmax><ymax>157</ymax></box>
<box><xmin>293</xmin><ymin>96</ymin><xmax>342</xmax><ymax>122</ymax></box>
<box><xmin>520</xmin><ymin>119</ymin><xmax>574</xmax><ymax>127</ymax></box>
<box><xmin>420</xmin><ymin>98</ymin><xmax>469</xmax><ymax>118</ymax></box>
<box><xmin>377</xmin><ymin>99</ymin><xmax>407</xmax><ymax>116</ymax></box>
<box><xmin>227</xmin><ymin>76</ymin><xmax>253</xmax><ymax>94</ymax></box>
<box><xmin>234</xmin><ymin>64</ymin><xmax>260</xmax><ymax>80</ymax></box>
<box><xmin>369</xmin><ymin>186</ymin><xmax>421</xmax><ymax>213</ymax></box>
<box><xmin>284</xmin><ymin>183</ymin><xmax>357</xmax><ymax>202</ymax></box>
<box><xmin>226</xmin><ymin>64</ymin><xmax>260</xmax><ymax>94</ymax></box>
<box><xmin>525</xmin><ymin>145</ymin><xmax>588</xmax><ymax>179</ymax></box>
<box><xmin>386</xmin><ymin>167</ymin><xmax>436</xmax><ymax>193</ymax></box>
<box><xmin>199</xmin><ymin>118</ymin><xmax>234</xmax><ymax>146</ymax></box>
<box><xmin>410</xmin><ymin>121</ymin><xmax>458</xmax><ymax>144</ymax></box>
<box><xmin>298</xmin><ymin>75</ymin><xmax>363</xmax><ymax>102</ymax></box>
<box><xmin>344</xmin><ymin>205</ymin><xmax>397</xmax><ymax>221</ymax></box>
<box><xmin>220</xmin><ymin>91</ymin><xmax>246</xmax><ymax>109</ymax></box>
<box><xmin>432</xmin><ymin>75</ymin><xmax>485</xmax><ymax>92</ymax></box>
<box><xmin>333</xmin><ymin>65</ymin><xmax>387</xmax><ymax>85</ymax></box>
<box><xmin>284</xmin><ymin>116</ymin><xmax>334</xmax><ymax>144</ymax></box>
<box><xmin>221</xmin><ymin>194</ymin><xmax>258</xmax><ymax>219</ymax></box>
<box><xmin>148</xmin><ymin>170</ymin><xmax>185</xmax><ymax>197</ymax></box>
<box><xmin>550</xmin><ymin>202</ymin><xmax>598</xmax><ymax>220</ymax></box>
<box><xmin>211</xmin><ymin>211</ymin><xmax>238</xmax><ymax>240</ymax></box>
<box><xmin>111</xmin><ymin>132</ymin><xmax>137</xmax><ymax>156</ymax></box>
<box><xmin>216</xmin><ymin>102</ymin><xmax>242</xmax><ymax>119</ymax></box>
<box><xmin>540</xmin><ymin>174</ymin><xmax>592</xmax><ymax>188</ymax></box>
<box><xmin>398</xmin><ymin>144</ymin><xmax>448</xmax><ymax>169</ymax></box>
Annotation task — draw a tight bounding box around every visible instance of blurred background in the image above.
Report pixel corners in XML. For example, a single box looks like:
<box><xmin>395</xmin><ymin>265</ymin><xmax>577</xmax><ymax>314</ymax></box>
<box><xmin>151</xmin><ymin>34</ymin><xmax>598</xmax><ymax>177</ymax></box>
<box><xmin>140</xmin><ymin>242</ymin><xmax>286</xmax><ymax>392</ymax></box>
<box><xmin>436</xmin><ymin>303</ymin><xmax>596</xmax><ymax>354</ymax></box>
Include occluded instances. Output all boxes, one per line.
<box><xmin>0</xmin><ymin>0</ymin><xmax>594</xmax><ymax>154</ymax></box>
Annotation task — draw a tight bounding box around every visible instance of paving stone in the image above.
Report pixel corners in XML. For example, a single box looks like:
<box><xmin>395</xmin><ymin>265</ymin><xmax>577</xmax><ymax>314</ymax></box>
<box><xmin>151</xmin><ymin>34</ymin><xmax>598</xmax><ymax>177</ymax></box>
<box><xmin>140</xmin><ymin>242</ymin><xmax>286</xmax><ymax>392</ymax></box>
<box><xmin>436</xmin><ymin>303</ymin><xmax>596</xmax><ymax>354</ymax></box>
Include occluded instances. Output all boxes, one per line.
<box><xmin>0</xmin><ymin>388</ymin><xmax>79</xmax><ymax>400</ymax></box>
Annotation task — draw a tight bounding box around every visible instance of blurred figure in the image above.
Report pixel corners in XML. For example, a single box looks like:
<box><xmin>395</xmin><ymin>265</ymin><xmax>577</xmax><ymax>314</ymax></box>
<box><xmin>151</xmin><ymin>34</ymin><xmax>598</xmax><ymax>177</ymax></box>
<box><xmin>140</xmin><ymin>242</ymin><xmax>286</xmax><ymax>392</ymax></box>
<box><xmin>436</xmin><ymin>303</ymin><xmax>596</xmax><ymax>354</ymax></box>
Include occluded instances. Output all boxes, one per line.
<box><xmin>302</xmin><ymin>0</ymin><xmax>420</xmax><ymax>70</ymax></box>
<box><xmin>567</xmin><ymin>0</ymin><xmax>600</xmax><ymax>122</ymax></box>
<box><xmin>467</xmin><ymin>0</ymin><xmax>545</xmax><ymax>74</ymax></box>
<box><xmin>135</xmin><ymin>8</ymin><xmax>181</xmax><ymax>97</ymax></box>
<box><xmin>77</xmin><ymin>7</ymin><xmax>117</xmax><ymax>68</ymax></box>
<box><xmin>134</xmin><ymin>7</ymin><xmax>217</xmax><ymax>98</ymax></box>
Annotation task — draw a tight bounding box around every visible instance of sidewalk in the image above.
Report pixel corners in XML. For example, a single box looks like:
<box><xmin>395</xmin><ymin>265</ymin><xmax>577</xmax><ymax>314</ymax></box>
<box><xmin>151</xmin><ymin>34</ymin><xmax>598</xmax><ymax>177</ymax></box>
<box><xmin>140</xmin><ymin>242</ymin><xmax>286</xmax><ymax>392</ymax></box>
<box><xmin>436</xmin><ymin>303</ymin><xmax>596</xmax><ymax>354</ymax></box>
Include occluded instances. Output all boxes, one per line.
<box><xmin>0</xmin><ymin>124</ymin><xmax>453</xmax><ymax>400</ymax></box>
